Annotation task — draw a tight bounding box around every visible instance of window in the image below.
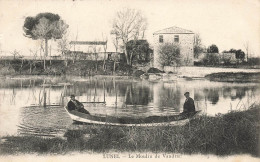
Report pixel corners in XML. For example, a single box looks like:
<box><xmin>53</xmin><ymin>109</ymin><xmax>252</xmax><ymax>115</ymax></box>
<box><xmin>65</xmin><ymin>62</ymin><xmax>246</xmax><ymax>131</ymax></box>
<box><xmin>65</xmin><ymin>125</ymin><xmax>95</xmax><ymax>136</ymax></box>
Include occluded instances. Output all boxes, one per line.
<box><xmin>174</xmin><ymin>35</ymin><xmax>179</xmax><ymax>43</ymax></box>
<box><xmin>159</xmin><ymin>35</ymin><xmax>163</xmax><ymax>43</ymax></box>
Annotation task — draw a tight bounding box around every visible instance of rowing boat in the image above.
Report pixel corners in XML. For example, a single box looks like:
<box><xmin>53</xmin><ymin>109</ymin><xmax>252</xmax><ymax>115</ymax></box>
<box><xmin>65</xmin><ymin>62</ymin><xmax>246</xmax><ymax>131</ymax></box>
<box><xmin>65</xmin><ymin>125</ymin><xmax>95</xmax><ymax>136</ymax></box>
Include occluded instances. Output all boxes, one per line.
<box><xmin>64</xmin><ymin>106</ymin><xmax>201</xmax><ymax>126</ymax></box>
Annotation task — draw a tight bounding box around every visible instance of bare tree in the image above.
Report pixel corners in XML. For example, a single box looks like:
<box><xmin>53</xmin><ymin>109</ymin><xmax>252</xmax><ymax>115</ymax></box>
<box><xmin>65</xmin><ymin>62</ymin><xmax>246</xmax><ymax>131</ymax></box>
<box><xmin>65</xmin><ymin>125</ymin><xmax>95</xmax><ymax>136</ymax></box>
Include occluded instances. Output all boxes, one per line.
<box><xmin>102</xmin><ymin>34</ymin><xmax>108</xmax><ymax>71</ymax></box>
<box><xmin>10</xmin><ymin>50</ymin><xmax>23</xmax><ymax>73</ymax></box>
<box><xmin>244</xmin><ymin>41</ymin><xmax>249</xmax><ymax>62</ymax></box>
<box><xmin>0</xmin><ymin>42</ymin><xmax>2</xmax><ymax>56</ymax></box>
<box><xmin>10</xmin><ymin>50</ymin><xmax>20</xmax><ymax>59</ymax></box>
<box><xmin>194</xmin><ymin>33</ymin><xmax>204</xmax><ymax>58</ymax></box>
<box><xmin>57</xmin><ymin>32</ymin><xmax>71</xmax><ymax>66</ymax></box>
<box><xmin>90</xmin><ymin>44</ymin><xmax>101</xmax><ymax>72</ymax></box>
<box><xmin>28</xmin><ymin>48</ymin><xmax>39</xmax><ymax>73</ymax></box>
<box><xmin>111</xmin><ymin>8</ymin><xmax>147</xmax><ymax>65</ymax></box>
<box><xmin>71</xmin><ymin>28</ymin><xmax>79</xmax><ymax>63</ymax></box>
<box><xmin>111</xmin><ymin>34</ymin><xmax>120</xmax><ymax>74</ymax></box>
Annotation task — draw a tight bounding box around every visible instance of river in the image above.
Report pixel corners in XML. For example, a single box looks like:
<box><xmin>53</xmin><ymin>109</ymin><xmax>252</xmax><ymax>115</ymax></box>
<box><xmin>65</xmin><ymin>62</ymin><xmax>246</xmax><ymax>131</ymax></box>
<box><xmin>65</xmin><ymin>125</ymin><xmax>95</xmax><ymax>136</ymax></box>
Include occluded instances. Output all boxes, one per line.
<box><xmin>0</xmin><ymin>75</ymin><xmax>259</xmax><ymax>136</ymax></box>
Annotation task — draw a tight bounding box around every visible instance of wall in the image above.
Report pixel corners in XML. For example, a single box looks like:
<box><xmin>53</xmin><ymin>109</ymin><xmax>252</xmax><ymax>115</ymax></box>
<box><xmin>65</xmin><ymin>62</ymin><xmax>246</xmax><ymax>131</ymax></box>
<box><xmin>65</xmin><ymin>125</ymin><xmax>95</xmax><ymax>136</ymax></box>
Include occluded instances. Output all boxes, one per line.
<box><xmin>153</xmin><ymin>33</ymin><xmax>194</xmax><ymax>69</ymax></box>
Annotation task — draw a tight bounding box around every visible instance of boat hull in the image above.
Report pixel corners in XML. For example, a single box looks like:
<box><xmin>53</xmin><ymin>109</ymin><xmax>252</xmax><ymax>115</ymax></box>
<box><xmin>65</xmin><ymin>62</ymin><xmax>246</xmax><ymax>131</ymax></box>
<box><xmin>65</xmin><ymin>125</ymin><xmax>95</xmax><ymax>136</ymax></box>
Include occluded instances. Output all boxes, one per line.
<box><xmin>64</xmin><ymin>107</ymin><xmax>201</xmax><ymax>127</ymax></box>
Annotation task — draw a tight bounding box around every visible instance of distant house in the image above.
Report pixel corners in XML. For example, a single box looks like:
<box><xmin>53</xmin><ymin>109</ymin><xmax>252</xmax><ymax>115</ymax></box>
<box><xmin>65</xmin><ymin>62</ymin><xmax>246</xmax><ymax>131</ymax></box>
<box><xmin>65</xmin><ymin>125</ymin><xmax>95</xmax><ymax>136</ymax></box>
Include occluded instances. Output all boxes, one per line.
<box><xmin>67</xmin><ymin>41</ymin><xmax>107</xmax><ymax>60</ymax></box>
<box><xmin>153</xmin><ymin>26</ymin><xmax>195</xmax><ymax>69</ymax></box>
<box><xmin>66</xmin><ymin>41</ymin><xmax>122</xmax><ymax>61</ymax></box>
<box><xmin>221</xmin><ymin>52</ymin><xmax>237</xmax><ymax>64</ymax></box>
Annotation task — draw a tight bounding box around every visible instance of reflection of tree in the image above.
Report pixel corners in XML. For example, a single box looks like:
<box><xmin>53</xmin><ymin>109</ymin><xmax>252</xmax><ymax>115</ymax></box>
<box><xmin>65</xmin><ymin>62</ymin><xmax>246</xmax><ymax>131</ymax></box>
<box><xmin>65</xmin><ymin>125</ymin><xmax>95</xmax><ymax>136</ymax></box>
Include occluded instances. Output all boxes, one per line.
<box><xmin>125</xmin><ymin>84</ymin><xmax>150</xmax><ymax>105</ymax></box>
<box><xmin>10</xmin><ymin>88</ymin><xmax>16</xmax><ymax>105</ymax></box>
<box><xmin>233</xmin><ymin>87</ymin><xmax>246</xmax><ymax>100</ymax></box>
<box><xmin>194</xmin><ymin>92</ymin><xmax>204</xmax><ymax>101</ymax></box>
<box><xmin>203</xmin><ymin>88</ymin><xmax>219</xmax><ymax>105</ymax></box>
<box><xmin>157</xmin><ymin>86</ymin><xmax>181</xmax><ymax>111</ymax></box>
<box><xmin>223</xmin><ymin>87</ymin><xmax>231</xmax><ymax>99</ymax></box>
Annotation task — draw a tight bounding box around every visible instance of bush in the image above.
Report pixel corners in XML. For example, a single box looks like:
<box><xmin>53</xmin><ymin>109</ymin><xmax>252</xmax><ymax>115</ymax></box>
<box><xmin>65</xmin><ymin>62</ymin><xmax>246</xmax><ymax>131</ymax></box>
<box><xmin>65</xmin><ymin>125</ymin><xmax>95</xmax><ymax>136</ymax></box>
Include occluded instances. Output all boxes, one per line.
<box><xmin>207</xmin><ymin>44</ymin><xmax>219</xmax><ymax>53</ymax></box>
<box><xmin>133</xmin><ymin>70</ymin><xmax>145</xmax><ymax>78</ymax></box>
<box><xmin>147</xmin><ymin>67</ymin><xmax>164</xmax><ymax>73</ymax></box>
<box><xmin>157</xmin><ymin>43</ymin><xmax>181</xmax><ymax>67</ymax></box>
<box><xmin>202</xmin><ymin>53</ymin><xmax>220</xmax><ymax>66</ymax></box>
<box><xmin>248</xmin><ymin>57</ymin><xmax>260</xmax><ymax>66</ymax></box>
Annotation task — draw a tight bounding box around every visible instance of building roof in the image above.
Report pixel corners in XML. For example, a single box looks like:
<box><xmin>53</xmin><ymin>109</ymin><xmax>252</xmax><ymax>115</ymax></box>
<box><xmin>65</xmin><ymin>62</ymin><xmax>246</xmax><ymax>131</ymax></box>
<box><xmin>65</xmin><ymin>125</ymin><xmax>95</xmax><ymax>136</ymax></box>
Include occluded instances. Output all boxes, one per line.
<box><xmin>70</xmin><ymin>41</ymin><xmax>107</xmax><ymax>45</ymax></box>
<box><xmin>153</xmin><ymin>26</ymin><xmax>194</xmax><ymax>34</ymax></box>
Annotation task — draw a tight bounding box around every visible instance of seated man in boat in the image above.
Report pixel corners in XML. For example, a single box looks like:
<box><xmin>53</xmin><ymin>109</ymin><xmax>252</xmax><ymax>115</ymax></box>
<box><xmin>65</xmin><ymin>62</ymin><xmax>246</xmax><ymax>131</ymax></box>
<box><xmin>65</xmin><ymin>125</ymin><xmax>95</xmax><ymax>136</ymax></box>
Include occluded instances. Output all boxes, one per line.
<box><xmin>67</xmin><ymin>95</ymin><xmax>90</xmax><ymax>114</ymax></box>
<box><xmin>182</xmin><ymin>92</ymin><xmax>195</xmax><ymax>114</ymax></box>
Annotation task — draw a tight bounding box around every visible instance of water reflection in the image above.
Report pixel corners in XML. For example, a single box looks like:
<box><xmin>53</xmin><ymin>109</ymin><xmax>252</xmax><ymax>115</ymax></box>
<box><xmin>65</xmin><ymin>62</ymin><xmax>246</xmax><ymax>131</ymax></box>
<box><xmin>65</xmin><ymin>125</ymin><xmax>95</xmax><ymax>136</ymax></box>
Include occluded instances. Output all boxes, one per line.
<box><xmin>203</xmin><ymin>88</ymin><xmax>219</xmax><ymax>105</ymax></box>
<box><xmin>0</xmin><ymin>76</ymin><xmax>259</xmax><ymax>136</ymax></box>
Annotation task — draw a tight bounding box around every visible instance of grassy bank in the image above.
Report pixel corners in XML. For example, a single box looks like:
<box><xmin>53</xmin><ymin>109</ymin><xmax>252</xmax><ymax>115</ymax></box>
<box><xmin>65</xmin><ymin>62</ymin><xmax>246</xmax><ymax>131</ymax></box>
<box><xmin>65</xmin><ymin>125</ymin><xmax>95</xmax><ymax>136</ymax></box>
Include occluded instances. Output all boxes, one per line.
<box><xmin>0</xmin><ymin>104</ymin><xmax>259</xmax><ymax>156</ymax></box>
<box><xmin>205</xmin><ymin>72</ymin><xmax>260</xmax><ymax>82</ymax></box>
<box><xmin>0</xmin><ymin>59</ymin><xmax>133</xmax><ymax>76</ymax></box>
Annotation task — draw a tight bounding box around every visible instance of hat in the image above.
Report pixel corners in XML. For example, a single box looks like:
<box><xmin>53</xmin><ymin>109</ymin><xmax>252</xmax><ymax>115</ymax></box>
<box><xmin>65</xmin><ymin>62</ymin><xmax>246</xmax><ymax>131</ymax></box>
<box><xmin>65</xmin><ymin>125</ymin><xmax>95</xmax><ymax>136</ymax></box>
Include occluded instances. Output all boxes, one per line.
<box><xmin>70</xmin><ymin>94</ymin><xmax>75</xmax><ymax>98</ymax></box>
<box><xmin>184</xmin><ymin>92</ymin><xmax>189</xmax><ymax>95</ymax></box>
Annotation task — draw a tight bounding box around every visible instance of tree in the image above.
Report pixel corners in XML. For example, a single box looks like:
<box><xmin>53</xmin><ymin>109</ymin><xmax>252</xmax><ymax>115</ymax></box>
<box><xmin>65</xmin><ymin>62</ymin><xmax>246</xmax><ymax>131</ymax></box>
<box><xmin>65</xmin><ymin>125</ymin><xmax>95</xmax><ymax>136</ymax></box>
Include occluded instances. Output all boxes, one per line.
<box><xmin>126</xmin><ymin>40</ymin><xmax>151</xmax><ymax>65</ymax></box>
<box><xmin>226</xmin><ymin>48</ymin><xmax>245</xmax><ymax>63</ymax></box>
<box><xmin>28</xmin><ymin>48</ymin><xmax>40</xmax><ymax>74</ymax></box>
<box><xmin>111</xmin><ymin>8</ymin><xmax>147</xmax><ymax>65</ymax></box>
<box><xmin>10</xmin><ymin>50</ymin><xmax>20</xmax><ymax>59</ymax></box>
<box><xmin>111</xmin><ymin>33</ymin><xmax>120</xmax><ymax>74</ymax></box>
<box><xmin>23</xmin><ymin>12</ymin><xmax>68</xmax><ymax>69</ymax></box>
<box><xmin>157</xmin><ymin>43</ymin><xmax>181</xmax><ymax>67</ymax></box>
<box><xmin>90</xmin><ymin>44</ymin><xmax>101</xmax><ymax>72</ymax></box>
<box><xmin>243</xmin><ymin>41</ymin><xmax>249</xmax><ymax>62</ymax></box>
<box><xmin>207</xmin><ymin>44</ymin><xmax>219</xmax><ymax>53</ymax></box>
<box><xmin>202</xmin><ymin>53</ymin><xmax>220</xmax><ymax>66</ymax></box>
<box><xmin>57</xmin><ymin>32</ymin><xmax>71</xmax><ymax>66</ymax></box>
<box><xmin>102</xmin><ymin>34</ymin><xmax>108</xmax><ymax>71</ymax></box>
<box><xmin>194</xmin><ymin>33</ymin><xmax>204</xmax><ymax>58</ymax></box>
<box><xmin>0</xmin><ymin>42</ymin><xmax>2</xmax><ymax>55</ymax></box>
<box><xmin>235</xmin><ymin>49</ymin><xmax>245</xmax><ymax>61</ymax></box>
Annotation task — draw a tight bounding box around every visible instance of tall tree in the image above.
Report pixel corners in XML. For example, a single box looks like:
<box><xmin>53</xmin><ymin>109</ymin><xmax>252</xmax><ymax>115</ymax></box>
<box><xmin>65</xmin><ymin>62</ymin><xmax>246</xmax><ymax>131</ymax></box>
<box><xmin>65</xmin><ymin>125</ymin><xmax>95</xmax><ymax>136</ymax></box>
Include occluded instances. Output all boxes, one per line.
<box><xmin>243</xmin><ymin>41</ymin><xmax>249</xmax><ymax>62</ymax></box>
<box><xmin>57</xmin><ymin>32</ymin><xmax>71</xmax><ymax>66</ymax></box>
<box><xmin>126</xmin><ymin>40</ymin><xmax>151</xmax><ymax>65</ymax></box>
<box><xmin>90</xmin><ymin>44</ymin><xmax>101</xmax><ymax>72</ymax></box>
<box><xmin>194</xmin><ymin>33</ymin><xmax>204</xmax><ymax>58</ymax></box>
<box><xmin>102</xmin><ymin>34</ymin><xmax>108</xmax><ymax>71</ymax></box>
<box><xmin>207</xmin><ymin>44</ymin><xmax>219</xmax><ymax>53</ymax></box>
<box><xmin>23</xmin><ymin>12</ymin><xmax>68</xmax><ymax>69</ymax></box>
<box><xmin>111</xmin><ymin>8</ymin><xmax>147</xmax><ymax>65</ymax></box>
<box><xmin>111</xmin><ymin>33</ymin><xmax>120</xmax><ymax>74</ymax></box>
<box><xmin>235</xmin><ymin>49</ymin><xmax>245</xmax><ymax>62</ymax></box>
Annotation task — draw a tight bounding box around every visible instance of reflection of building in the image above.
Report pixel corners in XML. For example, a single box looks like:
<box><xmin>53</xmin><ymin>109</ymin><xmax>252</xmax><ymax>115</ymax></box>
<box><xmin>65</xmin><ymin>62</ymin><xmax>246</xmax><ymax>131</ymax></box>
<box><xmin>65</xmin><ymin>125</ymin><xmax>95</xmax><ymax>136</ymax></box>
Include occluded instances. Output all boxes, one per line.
<box><xmin>153</xmin><ymin>26</ymin><xmax>195</xmax><ymax>69</ymax></box>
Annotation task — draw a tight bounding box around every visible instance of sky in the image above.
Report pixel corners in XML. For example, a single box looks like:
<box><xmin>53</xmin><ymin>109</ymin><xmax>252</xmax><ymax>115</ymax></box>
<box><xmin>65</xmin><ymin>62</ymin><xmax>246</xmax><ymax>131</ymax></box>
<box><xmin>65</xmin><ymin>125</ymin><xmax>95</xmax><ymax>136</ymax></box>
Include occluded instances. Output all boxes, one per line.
<box><xmin>0</xmin><ymin>0</ymin><xmax>259</xmax><ymax>56</ymax></box>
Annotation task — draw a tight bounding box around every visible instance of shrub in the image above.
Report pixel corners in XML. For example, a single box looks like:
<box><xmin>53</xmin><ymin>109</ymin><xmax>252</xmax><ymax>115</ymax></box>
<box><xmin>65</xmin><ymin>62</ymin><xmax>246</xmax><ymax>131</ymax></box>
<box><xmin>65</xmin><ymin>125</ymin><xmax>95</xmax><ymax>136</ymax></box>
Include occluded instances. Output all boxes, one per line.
<box><xmin>133</xmin><ymin>70</ymin><xmax>145</xmax><ymax>78</ymax></box>
<box><xmin>147</xmin><ymin>67</ymin><xmax>164</xmax><ymax>73</ymax></box>
<box><xmin>202</xmin><ymin>53</ymin><xmax>220</xmax><ymax>66</ymax></box>
<box><xmin>157</xmin><ymin>43</ymin><xmax>181</xmax><ymax>67</ymax></box>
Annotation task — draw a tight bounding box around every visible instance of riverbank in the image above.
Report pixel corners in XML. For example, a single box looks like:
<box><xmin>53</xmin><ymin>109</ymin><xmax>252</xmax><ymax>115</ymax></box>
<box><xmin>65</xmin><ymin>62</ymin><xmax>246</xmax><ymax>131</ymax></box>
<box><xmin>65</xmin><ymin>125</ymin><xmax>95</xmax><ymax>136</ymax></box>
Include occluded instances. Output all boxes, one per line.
<box><xmin>0</xmin><ymin>104</ymin><xmax>259</xmax><ymax>156</ymax></box>
<box><xmin>1</xmin><ymin>59</ymin><xmax>260</xmax><ymax>79</ymax></box>
<box><xmin>205</xmin><ymin>72</ymin><xmax>260</xmax><ymax>83</ymax></box>
<box><xmin>0</xmin><ymin>59</ymin><xmax>133</xmax><ymax>76</ymax></box>
<box><xmin>177</xmin><ymin>66</ymin><xmax>260</xmax><ymax>78</ymax></box>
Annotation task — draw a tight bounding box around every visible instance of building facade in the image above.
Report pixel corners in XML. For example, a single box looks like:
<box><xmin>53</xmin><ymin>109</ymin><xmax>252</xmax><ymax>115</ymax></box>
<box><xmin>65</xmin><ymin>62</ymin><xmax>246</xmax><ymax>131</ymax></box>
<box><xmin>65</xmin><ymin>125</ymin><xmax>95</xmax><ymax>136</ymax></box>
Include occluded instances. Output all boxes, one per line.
<box><xmin>153</xmin><ymin>26</ymin><xmax>195</xmax><ymax>69</ymax></box>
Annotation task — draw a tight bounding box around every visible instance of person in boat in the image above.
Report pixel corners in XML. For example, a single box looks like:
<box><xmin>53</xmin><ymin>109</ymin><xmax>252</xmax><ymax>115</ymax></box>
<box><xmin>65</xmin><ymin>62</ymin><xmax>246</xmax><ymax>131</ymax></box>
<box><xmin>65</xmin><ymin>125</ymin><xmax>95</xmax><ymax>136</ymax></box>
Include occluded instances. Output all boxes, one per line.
<box><xmin>67</xmin><ymin>95</ymin><xmax>90</xmax><ymax>114</ymax></box>
<box><xmin>182</xmin><ymin>92</ymin><xmax>195</xmax><ymax>114</ymax></box>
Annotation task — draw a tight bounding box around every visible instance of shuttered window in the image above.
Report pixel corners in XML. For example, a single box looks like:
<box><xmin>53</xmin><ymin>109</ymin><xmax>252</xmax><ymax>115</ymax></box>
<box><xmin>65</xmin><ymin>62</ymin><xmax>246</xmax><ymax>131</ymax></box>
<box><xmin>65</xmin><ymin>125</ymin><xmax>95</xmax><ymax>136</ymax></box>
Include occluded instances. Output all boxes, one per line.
<box><xmin>159</xmin><ymin>35</ymin><xmax>163</xmax><ymax>43</ymax></box>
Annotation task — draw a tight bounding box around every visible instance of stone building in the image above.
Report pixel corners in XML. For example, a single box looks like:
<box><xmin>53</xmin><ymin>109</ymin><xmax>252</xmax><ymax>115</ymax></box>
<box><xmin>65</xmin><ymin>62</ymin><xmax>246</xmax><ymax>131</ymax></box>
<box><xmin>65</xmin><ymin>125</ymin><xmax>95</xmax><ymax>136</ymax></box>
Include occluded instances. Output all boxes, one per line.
<box><xmin>153</xmin><ymin>26</ymin><xmax>195</xmax><ymax>69</ymax></box>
